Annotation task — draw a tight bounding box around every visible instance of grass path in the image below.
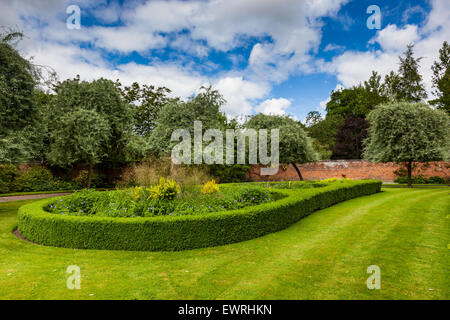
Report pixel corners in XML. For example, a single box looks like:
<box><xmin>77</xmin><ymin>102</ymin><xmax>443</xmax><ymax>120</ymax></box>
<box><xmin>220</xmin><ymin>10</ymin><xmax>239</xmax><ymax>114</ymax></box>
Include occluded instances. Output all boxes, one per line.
<box><xmin>0</xmin><ymin>188</ymin><xmax>448</xmax><ymax>300</ymax></box>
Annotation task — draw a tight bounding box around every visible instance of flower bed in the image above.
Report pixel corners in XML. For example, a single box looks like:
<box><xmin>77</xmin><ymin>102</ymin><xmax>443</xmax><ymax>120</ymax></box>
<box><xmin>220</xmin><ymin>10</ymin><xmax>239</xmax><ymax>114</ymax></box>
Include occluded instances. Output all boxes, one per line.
<box><xmin>17</xmin><ymin>180</ymin><xmax>381</xmax><ymax>251</ymax></box>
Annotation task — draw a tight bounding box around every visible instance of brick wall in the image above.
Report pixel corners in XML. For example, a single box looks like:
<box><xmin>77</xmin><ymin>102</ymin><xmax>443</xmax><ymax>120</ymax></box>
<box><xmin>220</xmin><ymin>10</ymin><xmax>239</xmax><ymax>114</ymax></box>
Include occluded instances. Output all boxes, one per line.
<box><xmin>248</xmin><ymin>160</ymin><xmax>450</xmax><ymax>183</ymax></box>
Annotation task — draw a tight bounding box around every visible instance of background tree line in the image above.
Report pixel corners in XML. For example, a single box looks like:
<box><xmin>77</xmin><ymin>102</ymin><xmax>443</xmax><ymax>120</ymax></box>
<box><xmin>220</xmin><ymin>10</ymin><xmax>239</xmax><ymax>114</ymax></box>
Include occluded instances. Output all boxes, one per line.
<box><xmin>305</xmin><ymin>42</ymin><xmax>450</xmax><ymax>160</ymax></box>
<box><xmin>0</xmin><ymin>31</ymin><xmax>448</xmax><ymax>187</ymax></box>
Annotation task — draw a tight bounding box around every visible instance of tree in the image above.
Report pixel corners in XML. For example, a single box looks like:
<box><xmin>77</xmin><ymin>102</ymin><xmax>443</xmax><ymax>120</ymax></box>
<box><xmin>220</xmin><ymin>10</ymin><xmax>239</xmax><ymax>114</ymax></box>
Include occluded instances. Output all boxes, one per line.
<box><xmin>149</xmin><ymin>86</ymin><xmax>227</xmax><ymax>157</ymax></box>
<box><xmin>430</xmin><ymin>41</ymin><xmax>450</xmax><ymax>114</ymax></box>
<box><xmin>304</xmin><ymin>111</ymin><xmax>323</xmax><ymax>127</ymax></box>
<box><xmin>244</xmin><ymin>114</ymin><xmax>318</xmax><ymax>180</ymax></box>
<box><xmin>396</xmin><ymin>44</ymin><xmax>428</xmax><ymax>102</ymax></box>
<box><xmin>46</xmin><ymin>77</ymin><xmax>135</xmax><ymax>186</ymax></box>
<box><xmin>118</xmin><ymin>81</ymin><xmax>173</xmax><ymax>136</ymax></box>
<box><xmin>382</xmin><ymin>71</ymin><xmax>402</xmax><ymax>98</ymax></box>
<box><xmin>326</xmin><ymin>81</ymin><xmax>387</xmax><ymax>118</ymax></box>
<box><xmin>0</xmin><ymin>32</ymin><xmax>37</xmax><ymax>136</ymax></box>
<box><xmin>306</xmin><ymin>114</ymin><xmax>344</xmax><ymax>160</ymax></box>
<box><xmin>46</xmin><ymin>109</ymin><xmax>110</xmax><ymax>187</ymax></box>
<box><xmin>364</xmin><ymin>102</ymin><xmax>449</xmax><ymax>187</ymax></box>
<box><xmin>332</xmin><ymin>116</ymin><xmax>369</xmax><ymax>159</ymax></box>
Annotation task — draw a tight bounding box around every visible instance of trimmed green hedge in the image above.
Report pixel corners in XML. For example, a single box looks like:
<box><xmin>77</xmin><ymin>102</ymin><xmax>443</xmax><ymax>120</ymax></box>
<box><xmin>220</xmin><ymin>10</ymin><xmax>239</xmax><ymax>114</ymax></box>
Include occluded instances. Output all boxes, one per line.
<box><xmin>18</xmin><ymin>180</ymin><xmax>381</xmax><ymax>251</ymax></box>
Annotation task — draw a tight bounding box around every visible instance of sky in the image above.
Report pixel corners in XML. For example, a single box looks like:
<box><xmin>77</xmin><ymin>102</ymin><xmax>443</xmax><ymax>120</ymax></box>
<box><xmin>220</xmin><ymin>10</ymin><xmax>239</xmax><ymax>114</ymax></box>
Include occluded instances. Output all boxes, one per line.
<box><xmin>0</xmin><ymin>0</ymin><xmax>448</xmax><ymax>121</ymax></box>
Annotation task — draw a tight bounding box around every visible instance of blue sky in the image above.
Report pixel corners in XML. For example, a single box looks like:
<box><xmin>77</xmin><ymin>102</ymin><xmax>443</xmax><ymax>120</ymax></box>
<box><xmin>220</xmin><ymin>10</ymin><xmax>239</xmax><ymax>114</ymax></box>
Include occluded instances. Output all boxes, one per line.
<box><xmin>1</xmin><ymin>0</ymin><xmax>448</xmax><ymax>121</ymax></box>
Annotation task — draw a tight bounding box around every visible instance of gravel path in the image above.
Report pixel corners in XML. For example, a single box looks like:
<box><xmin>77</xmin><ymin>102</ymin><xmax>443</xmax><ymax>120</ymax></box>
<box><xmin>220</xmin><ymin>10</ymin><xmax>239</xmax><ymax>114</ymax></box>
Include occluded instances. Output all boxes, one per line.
<box><xmin>0</xmin><ymin>193</ymin><xmax>72</xmax><ymax>203</ymax></box>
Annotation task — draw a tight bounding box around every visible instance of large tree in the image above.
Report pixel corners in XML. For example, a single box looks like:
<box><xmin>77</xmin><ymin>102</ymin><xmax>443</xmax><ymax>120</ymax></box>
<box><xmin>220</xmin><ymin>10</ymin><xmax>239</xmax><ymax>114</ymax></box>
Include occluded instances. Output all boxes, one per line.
<box><xmin>149</xmin><ymin>86</ymin><xmax>227</xmax><ymax>157</ymax></box>
<box><xmin>430</xmin><ymin>41</ymin><xmax>450</xmax><ymax>114</ymax></box>
<box><xmin>306</xmin><ymin>113</ymin><xmax>344</xmax><ymax>160</ymax></box>
<box><xmin>244</xmin><ymin>114</ymin><xmax>318</xmax><ymax>180</ymax></box>
<box><xmin>364</xmin><ymin>102</ymin><xmax>449</xmax><ymax>187</ymax></box>
<box><xmin>117</xmin><ymin>81</ymin><xmax>173</xmax><ymax>136</ymax></box>
<box><xmin>46</xmin><ymin>77</ymin><xmax>136</xmax><ymax>186</ymax></box>
<box><xmin>396</xmin><ymin>44</ymin><xmax>428</xmax><ymax>102</ymax></box>
<box><xmin>332</xmin><ymin>116</ymin><xmax>369</xmax><ymax>160</ymax></box>
<box><xmin>0</xmin><ymin>32</ymin><xmax>37</xmax><ymax>136</ymax></box>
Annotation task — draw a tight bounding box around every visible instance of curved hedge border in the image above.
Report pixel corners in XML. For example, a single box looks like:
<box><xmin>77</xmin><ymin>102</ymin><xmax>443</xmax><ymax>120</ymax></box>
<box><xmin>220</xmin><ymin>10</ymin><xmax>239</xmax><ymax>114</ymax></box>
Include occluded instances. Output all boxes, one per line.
<box><xmin>18</xmin><ymin>180</ymin><xmax>381</xmax><ymax>251</ymax></box>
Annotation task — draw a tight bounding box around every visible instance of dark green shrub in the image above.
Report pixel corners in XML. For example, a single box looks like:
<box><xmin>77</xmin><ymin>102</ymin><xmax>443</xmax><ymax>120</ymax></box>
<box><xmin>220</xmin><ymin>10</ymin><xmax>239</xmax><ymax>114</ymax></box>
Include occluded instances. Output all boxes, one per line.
<box><xmin>394</xmin><ymin>175</ymin><xmax>448</xmax><ymax>184</ymax></box>
<box><xmin>18</xmin><ymin>180</ymin><xmax>382</xmax><ymax>251</ymax></box>
<box><xmin>0</xmin><ymin>164</ymin><xmax>19</xmax><ymax>185</ymax></box>
<box><xmin>11</xmin><ymin>166</ymin><xmax>75</xmax><ymax>192</ymax></box>
<box><xmin>0</xmin><ymin>178</ymin><xmax>9</xmax><ymax>194</ymax></box>
<box><xmin>210</xmin><ymin>164</ymin><xmax>250</xmax><ymax>183</ymax></box>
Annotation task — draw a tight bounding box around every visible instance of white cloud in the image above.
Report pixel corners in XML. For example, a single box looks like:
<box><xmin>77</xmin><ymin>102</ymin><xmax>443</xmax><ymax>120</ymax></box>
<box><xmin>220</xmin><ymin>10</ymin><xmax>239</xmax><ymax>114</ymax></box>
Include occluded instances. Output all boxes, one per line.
<box><xmin>214</xmin><ymin>77</ymin><xmax>268</xmax><ymax>116</ymax></box>
<box><xmin>323</xmin><ymin>43</ymin><xmax>345</xmax><ymax>52</ymax></box>
<box><xmin>255</xmin><ymin>98</ymin><xmax>292</xmax><ymax>116</ymax></box>
<box><xmin>323</xmin><ymin>0</ymin><xmax>450</xmax><ymax>97</ymax></box>
<box><xmin>369</xmin><ymin>24</ymin><xmax>420</xmax><ymax>52</ymax></box>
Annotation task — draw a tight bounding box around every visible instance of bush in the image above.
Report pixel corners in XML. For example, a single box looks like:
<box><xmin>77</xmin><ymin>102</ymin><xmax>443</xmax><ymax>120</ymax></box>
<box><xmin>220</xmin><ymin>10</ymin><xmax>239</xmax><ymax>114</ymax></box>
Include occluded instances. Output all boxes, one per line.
<box><xmin>201</xmin><ymin>180</ymin><xmax>220</xmax><ymax>194</ymax></box>
<box><xmin>73</xmin><ymin>170</ymin><xmax>111</xmax><ymax>189</ymax></box>
<box><xmin>210</xmin><ymin>164</ymin><xmax>250</xmax><ymax>183</ymax></box>
<box><xmin>18</xmin><ymin>180</ymin><xmax>382</xmax><ymax>251</ymax></box>
<box><xmin>394</xmin><ymin>175</ymin><xmax>449</xmax><ymax>184</ymax></box>
<box><xmin>147</xmin><ymin>178</ymin><xmax>181</xmax><ymax>200</ymax></box>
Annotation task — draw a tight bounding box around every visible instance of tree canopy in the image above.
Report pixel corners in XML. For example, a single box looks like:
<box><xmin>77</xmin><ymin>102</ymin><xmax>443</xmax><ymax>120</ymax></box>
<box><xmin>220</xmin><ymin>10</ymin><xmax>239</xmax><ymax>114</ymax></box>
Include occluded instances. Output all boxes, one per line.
<box><xmin>149</xmin><ymin>86</ymin><xmax>227</xmax><ymax>157</ymax></box>
<box><xmin>244</xmin><ymin>114</ymin><xmax>317</xmax><ymax>180</ymax></box>
<box><xmin>364</xmin><ymin>101</ymin><xmax>449</xmax><ymax>186</ymax></box>
<box><xmin>0</xmin><ymin>33</ymin><xmax>37</xmax><ymax>136</ymax></box>
<box><xmin>430</xmin><ymin>41</ymin><xmax>450</xmax><ymax>114</ymax></box>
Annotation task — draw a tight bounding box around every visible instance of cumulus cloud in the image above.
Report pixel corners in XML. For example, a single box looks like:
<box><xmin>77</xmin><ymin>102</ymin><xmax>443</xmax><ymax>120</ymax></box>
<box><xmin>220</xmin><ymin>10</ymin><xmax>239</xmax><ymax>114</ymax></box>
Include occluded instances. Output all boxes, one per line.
<box><xmin>255</xmin><ymin>98</ymin><xmax>292</xmax><ymax>116</ymax></box>
<box><xmin>214</xmin><ymin>77</ymin><xmax>268</xmax><ymax>116</ymax></box>
<box><xmin>323</xmin><ymin>0</ymin><xmax>449</xmax><ymax>97</ymax></box>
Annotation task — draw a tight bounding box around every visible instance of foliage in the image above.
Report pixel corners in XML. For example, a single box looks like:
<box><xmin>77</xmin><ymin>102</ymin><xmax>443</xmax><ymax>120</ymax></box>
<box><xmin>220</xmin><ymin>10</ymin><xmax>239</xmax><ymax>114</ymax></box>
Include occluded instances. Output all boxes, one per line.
<box><xmin>364</xmin><ymin>102</ymin><xmax>449</xmax><ymax>163</ymax></box>
<box><xmin>430</xmin><ymin>41</ymin><xmax>450</xmax><ymax>114</ymax></box>
<box><xmin>146</xmin><ymin>177</ymin><xmax>181</xmax><ymax>201</ymax></box>
<box><xmin>72</xmin><ymin>170</ymin><xmax>111</xmax><ymax>189</ymax></box>
<box><xmin>46</xmin><ymin>108</ymin><xmax>111</xmax><ymax>168</ymax></box>
<box><xmin>201</xmin><ymin>180</ymin><xmax>220</xmax><ymax>194</ymax></box>
<box><xmin>9</xmin><ymin>167</ymin><xmax>74</xmax><ymax>192</ymax></box>
<box><xmin>18</xmin><ymin>180</ymin><xmax>382</xmax><ymax>251</ymax></box>
<box><xmin>149</xmin><ymin>86</ymin><xmax>227</xmax><ymax>157</ymax></box>
<box><xmin>46</xmin><ymin>77</ymin><xmax>135</xmax><ymax>170</ymax></box>
<box><xmin>394</xmin><ymin>175</ymin><xmax>449</xmax><ymax>185</ymax></box>
<box><xmin>332</xmin><ymin>116</ymin><xmax>369</xmax><ymax>159</ymax></box>
<box><xmin>392</xmin><ymin>44</ymin><xmax>428</xmax><ymax>102</ymax></box>
<box><xmin>244</xmin><ymin>114</ymin><xmax>318</xmax><ymax>164</ymax></box>
<box><xmin>306</xmin><ymin>114</ymin><xmax>343</xmax><ymax>159</ymax></box>
<box><xmin>0</xmin><ymin>34</ymin><xmax>37</xmax><ymax>136</ymax></box>
<box><xmin>209</xmin><ymin>164</ymin><xmax>250</xmax><ymax>183</ymax></box>
<box><xmin>326</xmin><ymin>75</ymin><xmax>388</xmax><ymax>118</ymax></box>
<box><xmin>117</xmin><ymin>81</ymin><xmax>173</xmax><ymax>136</ymax></box>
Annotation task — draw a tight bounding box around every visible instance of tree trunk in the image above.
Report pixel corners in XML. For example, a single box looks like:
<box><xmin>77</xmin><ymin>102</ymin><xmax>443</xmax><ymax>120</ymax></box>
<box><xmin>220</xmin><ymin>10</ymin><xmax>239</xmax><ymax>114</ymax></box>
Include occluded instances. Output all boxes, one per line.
<box><xmin>291</xmin><ymin>162</ymin><xmax>304</xmax><ymax>181</ymax></box>
<box><xmin>87</xmin><ymin>163</ymin><xmax>93</xmax><ymax>189</ymax></box>
<box><xmin>407</xmin><ymin>159</ymin><xmax>413</xmax><ymax>188</ymax></box>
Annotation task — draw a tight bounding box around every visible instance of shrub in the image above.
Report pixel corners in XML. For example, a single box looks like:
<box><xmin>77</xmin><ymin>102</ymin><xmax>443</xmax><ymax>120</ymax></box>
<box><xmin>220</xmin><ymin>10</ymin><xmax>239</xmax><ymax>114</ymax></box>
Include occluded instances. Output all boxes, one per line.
<box><xmin>12</xmin><ymin>167</ymin><xmax>53</xmax><ymax>192</ymax></box>
<box><xmin>18</xmin><ymin>180</ymin><xmax>382</xmax><ymax>251</ymax></box>
<box><xmin>73</xmin><ymin>170</ymin><xmax>110</xmax><ymax>189</ymax></box>
<box><xmin>210</xmin><ymin>164</ymin><xmax>250</xmax><ymax>183</ymax></box>
<box><xmin>394</xmin><ymin>175</ymin><xmax>449</xmax><ymax>184</ymax></box>
<box><xmin>0</xmin><ymin>178</ymin><xmax>9</xmax><ymax>194</ymax></box>
<box><xmin>147</xmin><ymin>178</ymin><xmax>181</xmax><ymax>200</ymax></box>
<box><xmin>201</xmin><ymin>180</ymin><xmax>220</xmax><ymax>194</ymax></box>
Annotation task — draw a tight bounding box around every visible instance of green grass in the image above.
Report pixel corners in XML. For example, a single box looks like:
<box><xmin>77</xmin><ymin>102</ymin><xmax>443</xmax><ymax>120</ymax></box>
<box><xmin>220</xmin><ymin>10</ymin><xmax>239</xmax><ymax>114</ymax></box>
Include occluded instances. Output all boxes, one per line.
<box><xmin>0</xmin><ymin>187</ymin><xmax>448</xmax><ymax>300</ymax></box>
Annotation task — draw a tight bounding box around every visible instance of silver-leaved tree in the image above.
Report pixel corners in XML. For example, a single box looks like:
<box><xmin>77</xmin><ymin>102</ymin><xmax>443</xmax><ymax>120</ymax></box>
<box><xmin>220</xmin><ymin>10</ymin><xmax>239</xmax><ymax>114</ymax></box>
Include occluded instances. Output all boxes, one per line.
<box><xmin>364</xmin><ymin>101</ymin><xmax>449</xmax><ymax>187</ymax></box>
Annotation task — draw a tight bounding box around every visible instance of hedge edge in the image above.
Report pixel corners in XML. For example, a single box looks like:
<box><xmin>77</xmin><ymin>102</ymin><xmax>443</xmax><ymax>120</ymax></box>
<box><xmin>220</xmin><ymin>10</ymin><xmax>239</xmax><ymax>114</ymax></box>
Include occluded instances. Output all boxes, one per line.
<box><xmin>18</xmin><ymin>180</ymin><xmax>382</xmax><ymax>251</ymax></box>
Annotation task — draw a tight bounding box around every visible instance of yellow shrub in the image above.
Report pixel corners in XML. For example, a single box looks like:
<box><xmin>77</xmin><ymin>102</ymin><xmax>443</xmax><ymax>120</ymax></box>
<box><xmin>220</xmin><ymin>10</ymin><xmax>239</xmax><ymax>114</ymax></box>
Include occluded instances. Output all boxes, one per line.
<box><xmin>147</xmin><ymin>178</ymin><xmax>181</xmax><ymax>200</ymax></box>
<box><xmin>201</xmin><ymin>179</ymin><xmax>220</xmax><ymax>194</ymax></box>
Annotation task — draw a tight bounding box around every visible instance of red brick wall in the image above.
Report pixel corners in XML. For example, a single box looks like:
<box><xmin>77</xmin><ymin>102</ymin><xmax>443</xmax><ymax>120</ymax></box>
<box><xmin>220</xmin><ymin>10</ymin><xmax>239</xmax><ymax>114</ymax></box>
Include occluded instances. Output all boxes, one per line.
<box><xmin>248</xmin><ymin>160</ymin><xmax>450</xmax><ymax>183</ymax></box>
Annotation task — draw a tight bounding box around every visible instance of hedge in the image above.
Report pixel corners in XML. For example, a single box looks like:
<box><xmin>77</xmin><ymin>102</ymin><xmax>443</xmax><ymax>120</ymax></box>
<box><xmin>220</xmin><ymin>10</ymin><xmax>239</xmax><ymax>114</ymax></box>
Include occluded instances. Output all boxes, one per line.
<box><xmin>18</xmin><ymin>180</ymin><xmax>381</xmax><ymax>251</ymax></box>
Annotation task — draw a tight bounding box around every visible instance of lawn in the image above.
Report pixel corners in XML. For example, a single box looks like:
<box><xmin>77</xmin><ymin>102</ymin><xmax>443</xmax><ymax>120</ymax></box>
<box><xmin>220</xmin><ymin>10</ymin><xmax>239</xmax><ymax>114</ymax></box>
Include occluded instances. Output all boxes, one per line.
<box><xmin>0</xmin><ymin>187</ymin><xmax>448</xmax><ymax>300</ymax></box>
